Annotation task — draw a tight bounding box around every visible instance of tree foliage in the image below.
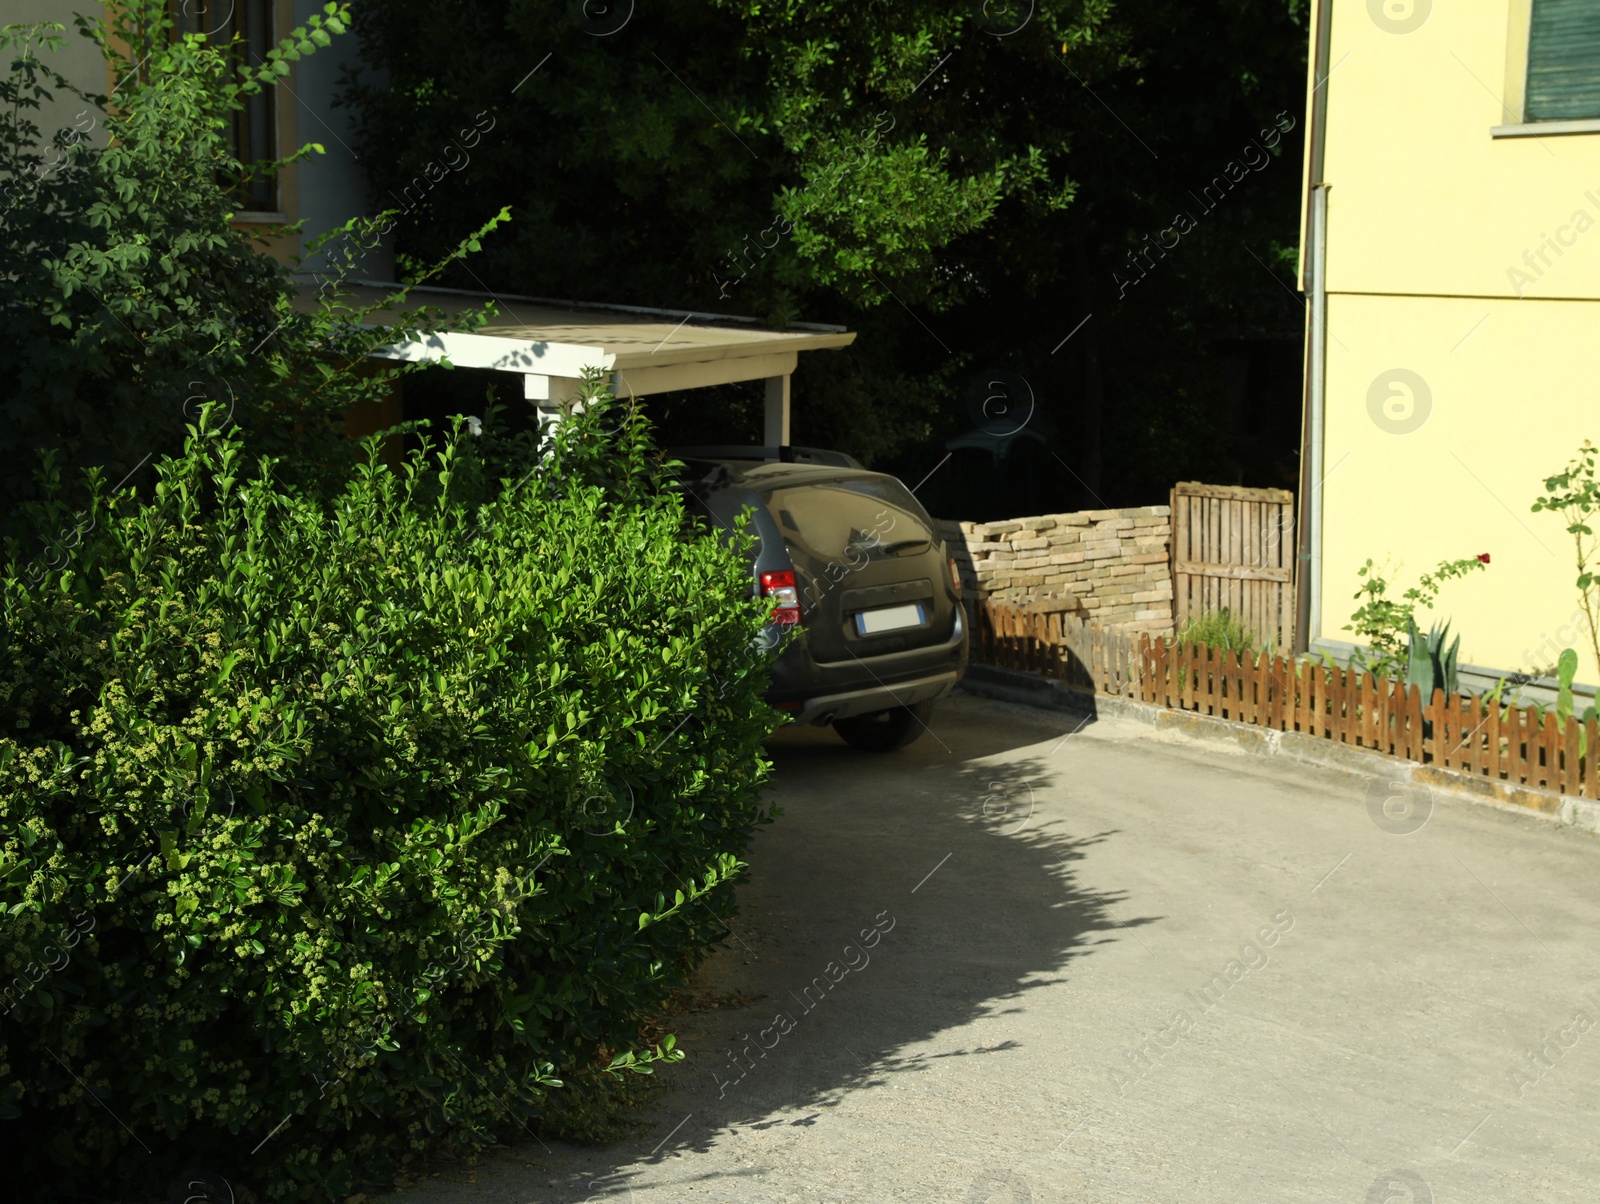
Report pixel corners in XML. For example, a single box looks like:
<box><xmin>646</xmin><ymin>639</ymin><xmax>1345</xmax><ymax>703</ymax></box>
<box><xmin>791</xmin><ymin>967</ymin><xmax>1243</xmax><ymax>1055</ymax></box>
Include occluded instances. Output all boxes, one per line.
<box><xmin>344</xmin><ymin>0</ymin><xmax>1309</xmax><ymax>512</ymax></box>
<box><xmin>0</xmin><ymin>1</ymin><xmax>498</xmax><ymax>535</ymax></box>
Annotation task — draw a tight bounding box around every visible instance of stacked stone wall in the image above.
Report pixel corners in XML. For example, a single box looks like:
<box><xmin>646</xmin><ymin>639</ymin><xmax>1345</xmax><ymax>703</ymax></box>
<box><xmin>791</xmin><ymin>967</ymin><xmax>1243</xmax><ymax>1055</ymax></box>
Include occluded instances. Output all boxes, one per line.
<box><xmin>934</xmin><ymin>505</ymin><xmax>1174</xmax><ymax>633</ymax></box>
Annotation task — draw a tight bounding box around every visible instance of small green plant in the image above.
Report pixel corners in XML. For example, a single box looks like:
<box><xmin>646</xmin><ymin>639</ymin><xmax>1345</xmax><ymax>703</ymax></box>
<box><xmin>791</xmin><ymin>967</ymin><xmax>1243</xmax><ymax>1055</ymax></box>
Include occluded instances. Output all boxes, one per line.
<box><xmin>1533</xmin><ymin>441</ymin><xmax>1600</xmax><ymax>676</ymax></box>
<box><xmin>1345</xmin><ymin>554</ymin><xmax>1489</xmax><ymax>679</ymax></box>
<box><xmin>1557</xmin><ymin>647</ymin><xmax>1579</xmax><ymax>722</ymax></box>
<box><xmin>1404</xmin><ymin>616</ymin><xmax>1462</xmax><ymax>699</ymax></box>
<box><xmin>1473</xmin><ymin>648</ymin><xmax>1595</xmax><ymax>757</ymax></box>
<box><xmin>1174</xmin><ymin>607</ymin><xmax>1260</xmax><ymax>654</ymax></box>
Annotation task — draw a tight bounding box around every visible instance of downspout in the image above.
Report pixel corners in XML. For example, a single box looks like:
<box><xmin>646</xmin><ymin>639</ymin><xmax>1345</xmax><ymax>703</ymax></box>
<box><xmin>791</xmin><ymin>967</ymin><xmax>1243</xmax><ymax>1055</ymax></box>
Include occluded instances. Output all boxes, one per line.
<box><xmin>1295</xmin><ymin>0</ymin><xmax>1334</xmax><ymax>654</ymax></box>
<box><xmin>1304</xmin><ymin>187</ymin><xmax>1328</xmax><ymax>651</ymax></box>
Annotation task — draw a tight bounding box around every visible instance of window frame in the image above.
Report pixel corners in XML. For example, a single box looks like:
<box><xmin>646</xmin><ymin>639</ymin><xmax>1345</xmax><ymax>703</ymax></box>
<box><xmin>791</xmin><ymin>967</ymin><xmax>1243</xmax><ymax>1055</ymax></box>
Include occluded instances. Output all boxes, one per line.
<box><xmin>173</xmin><ymin>0</ymin><xmax>283</xmax><ymax>214</ymax></box>
<box><xmin>1493</xmin><ymin>0</ymin><xmax>1600</xmax><ymax>137</ymax></box>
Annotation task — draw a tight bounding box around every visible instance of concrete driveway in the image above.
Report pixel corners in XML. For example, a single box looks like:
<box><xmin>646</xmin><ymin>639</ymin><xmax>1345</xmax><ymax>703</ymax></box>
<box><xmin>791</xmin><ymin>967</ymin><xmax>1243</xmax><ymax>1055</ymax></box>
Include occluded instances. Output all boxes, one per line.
<box><xmin>400</xmin><ymin>692</ymin><xmax>1600</xmax><ymax>1203</ymax></box>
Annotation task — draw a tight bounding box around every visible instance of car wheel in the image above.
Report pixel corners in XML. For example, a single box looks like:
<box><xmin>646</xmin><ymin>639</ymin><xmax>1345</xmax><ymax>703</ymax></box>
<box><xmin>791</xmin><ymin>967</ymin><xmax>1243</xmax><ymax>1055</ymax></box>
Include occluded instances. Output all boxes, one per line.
<box><xmin>832</xmin><ymin>700</ymin><xmax>934</xmax><ymax>752</ymax></box>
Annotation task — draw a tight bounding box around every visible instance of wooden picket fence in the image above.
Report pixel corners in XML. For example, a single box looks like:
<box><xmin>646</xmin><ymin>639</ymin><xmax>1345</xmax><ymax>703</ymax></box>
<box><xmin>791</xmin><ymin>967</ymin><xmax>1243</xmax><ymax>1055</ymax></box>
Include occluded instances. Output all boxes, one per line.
<box><xmin>973</xmin><ymin>599</ymin><xmax>1144</xmax><ymax>698</ymax></box>
<box><xmin>971</xmin><ymin>599</ymin><xmax>1600</xmax><ymax>798</ymax></box>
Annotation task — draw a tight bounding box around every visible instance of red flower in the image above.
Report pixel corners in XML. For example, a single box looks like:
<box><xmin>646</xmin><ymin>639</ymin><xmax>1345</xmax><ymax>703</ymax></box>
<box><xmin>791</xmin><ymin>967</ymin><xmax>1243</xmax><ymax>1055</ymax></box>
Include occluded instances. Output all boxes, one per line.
<box><xmin>1477</xmin><ymin>553</ymin><xmax>1491</xmax><ymax>564</ymax></box>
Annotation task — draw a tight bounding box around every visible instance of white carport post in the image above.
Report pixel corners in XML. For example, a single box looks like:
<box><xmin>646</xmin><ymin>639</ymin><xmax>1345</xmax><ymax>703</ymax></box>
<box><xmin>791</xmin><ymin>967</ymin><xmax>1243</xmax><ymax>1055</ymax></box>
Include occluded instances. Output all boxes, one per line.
<box><xmin>764</xmin><ymin>374</ymin><xmax>791</xmax><ymax>447</ymax></box>
<box><xmin>524</xmin><ymin>373</ymin><xmax>588</xmax><ymax>450</ymax></box>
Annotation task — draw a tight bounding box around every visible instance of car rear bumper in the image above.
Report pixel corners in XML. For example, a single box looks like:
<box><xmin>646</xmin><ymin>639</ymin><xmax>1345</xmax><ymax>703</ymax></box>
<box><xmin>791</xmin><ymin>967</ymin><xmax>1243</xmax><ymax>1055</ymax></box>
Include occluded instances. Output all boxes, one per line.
<box><xmin>768</xmin><ymin>606</ymin><xmax>968</xmax><ymax>725</ymax></box>
<box><xmin>785</xmin><ymin>668</ymin><xmax>960</xmax><ymax>726</ymax></box>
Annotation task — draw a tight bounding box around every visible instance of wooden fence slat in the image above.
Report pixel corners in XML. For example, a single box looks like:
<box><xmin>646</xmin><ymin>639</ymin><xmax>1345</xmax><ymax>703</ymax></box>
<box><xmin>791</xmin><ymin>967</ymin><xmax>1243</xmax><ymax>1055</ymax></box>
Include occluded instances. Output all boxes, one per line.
<box><xmin>1486</xmin><ymin>696</ymin><xmax>1503</xmax><ymax>781</ymax></box>
<box><xmin>1519</xmin><ymin>704</ymin><xmax>1535</xmax><ymax>786</ymax></box>
<box><xmin>1525</xmin><ymin>704</ymin><xmax>1538</xmax><ymax>786</ymax></box>
<box><xmin>1440</xmin><ymin>688</ymin><xmax>1455</xmax><ymax>768</ymax></box>
<box><xmin>1504</xmin><ymin>703</ymin><xmax>1521</xmax><ymax>785</ymax></box>
<box><xmin>1368</xmin><ymin>671</ymin><xmax>1383</xmax><ymax>753</ymax></box>
<box><xmin>1234</xmin><ymin>648</ymin><xmax>1247</xmax><ymax>723</ymax></box>
<box><xmin>1267</xmin><ymin>653</ymin><xmax>1282</xmax><ymax>731</ymax></box>
<box><xmin>1328</xmin><ymin>665</ymin><xmax>1342</xmax><ymax>742</ymax></box>
<box><xmin>1580</xmin><ymin>714</ymin><xmax>1593</xmax><ymax>800</ymax></box>
<box><xmin>1355</xmin><ymin>671</ymin><xmax>1369</xmax><ymax>750</ymax></box>
<box><xmin>1559</xmin><ymin>710</ymin><xmax>1578</xmax><ymax>794</ymax></box>
<box><xmin>1543</xmin><ymin>710</ymin><xmax>1560</xmax><ymax>790</ymax></box>
<box><xmin>1277</xmin><ymin>653</ymin><xmax>1292</xmax><ymax>732</ymax></box>
<box><xmin>1463</xmin><ymin>693</ymin><xmax>1481</xmax><ymax>776</ymax></box>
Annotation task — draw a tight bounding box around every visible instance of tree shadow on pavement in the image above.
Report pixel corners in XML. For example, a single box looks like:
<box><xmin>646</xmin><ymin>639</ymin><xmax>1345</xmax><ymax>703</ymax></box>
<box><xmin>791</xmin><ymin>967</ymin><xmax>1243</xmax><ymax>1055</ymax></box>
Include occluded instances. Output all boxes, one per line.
<box><xmin>410</xmin><ymin>696</ymin><xmax>1155</xmax><ymax>1202</ymax></box>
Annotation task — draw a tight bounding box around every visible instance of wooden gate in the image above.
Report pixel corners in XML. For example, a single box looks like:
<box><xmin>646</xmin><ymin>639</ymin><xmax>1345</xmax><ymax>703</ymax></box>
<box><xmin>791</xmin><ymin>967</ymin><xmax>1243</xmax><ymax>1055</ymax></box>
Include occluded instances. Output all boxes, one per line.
<box><xmin>1170</xmin><ymin>482</ymin><xmax>1296</xmax><ymax>652</ymax></box>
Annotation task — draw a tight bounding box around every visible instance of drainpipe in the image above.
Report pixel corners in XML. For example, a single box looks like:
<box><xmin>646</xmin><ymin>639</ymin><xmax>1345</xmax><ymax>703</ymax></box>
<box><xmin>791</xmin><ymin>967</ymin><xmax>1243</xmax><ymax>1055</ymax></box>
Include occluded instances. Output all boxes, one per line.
<box><xmin>1295</xmin><ymin>0</ymin><xmax>1334</xmax><ymax>654</ymax></box>
<box><xmin>1303</xmin><ymin>186</ymin><xmax>1328</xmax><ymax>651</ymax></box>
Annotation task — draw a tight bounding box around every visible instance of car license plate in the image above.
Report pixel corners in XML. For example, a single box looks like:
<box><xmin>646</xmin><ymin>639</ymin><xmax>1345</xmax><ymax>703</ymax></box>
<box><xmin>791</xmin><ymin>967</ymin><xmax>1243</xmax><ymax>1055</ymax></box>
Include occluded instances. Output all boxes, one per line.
<box><xmin>855</xmin><ymin>602</ymin><xmax>924</xmax><ymax>635</ymax></box>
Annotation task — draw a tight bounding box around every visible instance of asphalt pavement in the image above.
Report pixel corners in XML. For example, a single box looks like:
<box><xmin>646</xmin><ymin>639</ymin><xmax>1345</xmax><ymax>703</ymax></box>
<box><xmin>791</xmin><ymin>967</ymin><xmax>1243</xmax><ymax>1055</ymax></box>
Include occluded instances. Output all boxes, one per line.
<box><xmin>398</xmin><ymin>692</ymin><xmax>1600</xmax><ymax>1203</ymax></box>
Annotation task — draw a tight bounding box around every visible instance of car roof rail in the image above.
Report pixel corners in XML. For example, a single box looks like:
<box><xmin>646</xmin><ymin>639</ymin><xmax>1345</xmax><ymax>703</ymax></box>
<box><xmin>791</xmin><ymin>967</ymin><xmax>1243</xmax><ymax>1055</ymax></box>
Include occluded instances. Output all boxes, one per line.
<box><xmin>668</xmin><ymin>444</ymin><xmax>864</xmax><ymax>469</ymax></box>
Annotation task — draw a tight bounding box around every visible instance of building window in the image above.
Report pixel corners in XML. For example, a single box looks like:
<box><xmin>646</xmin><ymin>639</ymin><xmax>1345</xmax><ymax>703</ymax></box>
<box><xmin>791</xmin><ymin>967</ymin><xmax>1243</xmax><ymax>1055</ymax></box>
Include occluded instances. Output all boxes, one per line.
<box><xmin>1525</xmin><ymin>0</ymin><xmax>1600</xmax><ymax>122</ymax></box>
<box><xmin>176</xmin><ymin>0</ymin><xmax>278</xmax><ymax>212</ymax></box>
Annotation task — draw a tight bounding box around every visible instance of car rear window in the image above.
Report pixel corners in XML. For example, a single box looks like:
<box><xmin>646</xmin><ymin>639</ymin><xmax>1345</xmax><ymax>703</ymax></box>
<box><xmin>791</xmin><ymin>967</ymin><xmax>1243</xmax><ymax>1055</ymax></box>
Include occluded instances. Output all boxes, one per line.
<box><xmin>760</xmin><ymin>476</ymin><xmax>934</xmax><ymax>560</ymax></box>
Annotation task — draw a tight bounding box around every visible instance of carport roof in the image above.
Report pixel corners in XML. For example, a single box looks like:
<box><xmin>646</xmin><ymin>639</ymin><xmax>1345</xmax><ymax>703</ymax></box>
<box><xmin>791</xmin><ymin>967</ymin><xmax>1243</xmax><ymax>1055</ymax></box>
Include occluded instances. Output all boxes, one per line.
<box><xmin>289</xmin><ymin>280</ymin><xmax>856</xmax><ymax>378</ymax></box>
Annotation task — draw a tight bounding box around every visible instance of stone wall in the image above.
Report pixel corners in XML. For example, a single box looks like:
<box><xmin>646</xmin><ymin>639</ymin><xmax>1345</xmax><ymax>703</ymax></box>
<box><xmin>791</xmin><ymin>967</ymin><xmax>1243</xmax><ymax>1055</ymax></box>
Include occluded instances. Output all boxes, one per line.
<box><xmin>934</xmin><ymin>505</ymin><xmax>1174</xmax><ymax>634</ymax></box>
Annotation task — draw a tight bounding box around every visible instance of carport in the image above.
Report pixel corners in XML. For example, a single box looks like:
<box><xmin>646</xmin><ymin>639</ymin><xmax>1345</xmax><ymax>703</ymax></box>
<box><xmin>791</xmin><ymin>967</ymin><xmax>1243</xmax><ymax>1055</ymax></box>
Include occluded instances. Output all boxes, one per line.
<box><xmin>296</xmin><ymin>282</ymin><xmax>857</xmax><ymax>444</ymax></box>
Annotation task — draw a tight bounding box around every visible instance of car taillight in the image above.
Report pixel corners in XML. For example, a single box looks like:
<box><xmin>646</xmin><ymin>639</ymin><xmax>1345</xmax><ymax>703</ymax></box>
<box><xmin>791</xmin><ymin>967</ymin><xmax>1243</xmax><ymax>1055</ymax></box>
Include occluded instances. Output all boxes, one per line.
<box><xmin>947</xmin><ymin>556</ymin><xmax>962</xmax><ymax>594</ymax></box>
<box><xmin>760</xmin><ymin>570</ymin><xmax>802</xmax><ymax>625</ymax></box>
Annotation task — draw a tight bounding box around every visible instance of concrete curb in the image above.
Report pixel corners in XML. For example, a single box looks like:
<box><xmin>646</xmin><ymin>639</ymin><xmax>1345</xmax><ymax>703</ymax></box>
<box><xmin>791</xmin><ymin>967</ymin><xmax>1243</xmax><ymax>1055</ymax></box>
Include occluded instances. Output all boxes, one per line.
<box><xmin>957</xmin><ymin>664</ymin><xmax>1600</xmax><ymax>837</ymax></box>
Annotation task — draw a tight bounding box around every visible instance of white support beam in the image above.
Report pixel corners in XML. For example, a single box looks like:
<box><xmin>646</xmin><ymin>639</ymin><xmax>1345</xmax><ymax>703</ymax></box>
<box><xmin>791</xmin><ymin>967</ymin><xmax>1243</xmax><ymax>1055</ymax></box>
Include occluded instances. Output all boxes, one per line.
<box><xmin>764</xmin><ymin>374</ymin><xmax>791</xmax><ymax>446</ymax></box>
<box><xmin>611</xmin><ymin>350</ymin><xmax>798</xmax><ymax>399</ymax></box>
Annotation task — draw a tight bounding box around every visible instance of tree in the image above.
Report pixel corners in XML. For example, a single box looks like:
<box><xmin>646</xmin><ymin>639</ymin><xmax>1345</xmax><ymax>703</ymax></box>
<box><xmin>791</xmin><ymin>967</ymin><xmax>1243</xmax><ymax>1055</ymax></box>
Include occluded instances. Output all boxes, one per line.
<box><xmin>343</xmin><ymin>0</ymin><xmax>1308</xmax><ymax>514</ymax></box>
<box><xmin>0</xmin><ymin>0</ymin><xmax>500</xmax><ymax>539</ymax></box>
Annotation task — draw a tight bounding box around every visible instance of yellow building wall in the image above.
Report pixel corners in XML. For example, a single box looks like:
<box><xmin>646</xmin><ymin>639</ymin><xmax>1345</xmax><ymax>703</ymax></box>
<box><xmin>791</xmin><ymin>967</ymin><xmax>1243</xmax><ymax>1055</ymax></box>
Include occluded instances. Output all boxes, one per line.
<box><xmin>1323</xmin><ymin>0</ymin><xmax>1600</xmax><ymax>301</ymax></box>
<box><xmin>1319</xmin><ymin>291</ymin><xmax>1600</xmax><ymax>681</ymax></box>
<box><xmin>1307</xmin><ymin>0</ymin><xmax>1600</xmax><ymax>682</ymax></box>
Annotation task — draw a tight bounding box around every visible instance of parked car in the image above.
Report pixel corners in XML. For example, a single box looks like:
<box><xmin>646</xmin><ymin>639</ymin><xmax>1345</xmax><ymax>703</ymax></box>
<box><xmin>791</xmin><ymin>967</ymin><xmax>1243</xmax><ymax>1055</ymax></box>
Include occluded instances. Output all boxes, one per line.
<box><xmin>671</xmin><ymin>445</ymin><xmax>969</xmax><ymax>750</ymax></box>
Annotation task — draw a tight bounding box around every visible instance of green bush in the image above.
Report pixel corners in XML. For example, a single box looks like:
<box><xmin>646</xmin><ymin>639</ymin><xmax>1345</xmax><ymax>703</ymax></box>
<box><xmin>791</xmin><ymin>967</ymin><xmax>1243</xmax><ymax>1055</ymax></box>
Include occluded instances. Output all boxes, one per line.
<box><xmin>0</xmin><ymin>396</ymin><xmax>780</xmax><ymax>1199</ymax></box>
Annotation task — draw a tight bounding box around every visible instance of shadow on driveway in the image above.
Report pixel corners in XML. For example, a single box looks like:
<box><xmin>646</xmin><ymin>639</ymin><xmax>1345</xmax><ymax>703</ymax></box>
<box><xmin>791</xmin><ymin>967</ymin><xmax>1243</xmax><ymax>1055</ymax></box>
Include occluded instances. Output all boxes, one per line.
<box><xmin>439</xmin><ymin>697</ymin><xmax>1154</xmax><ymax>1202</ymax></box>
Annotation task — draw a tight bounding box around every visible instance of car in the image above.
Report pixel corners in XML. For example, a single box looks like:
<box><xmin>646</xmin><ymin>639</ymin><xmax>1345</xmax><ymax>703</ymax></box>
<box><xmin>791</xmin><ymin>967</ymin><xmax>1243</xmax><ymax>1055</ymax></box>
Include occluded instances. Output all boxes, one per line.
<box><xmin>671</xmin><ymin>444</ymin><xmax>970</xmax><ymax>751</ymax></box>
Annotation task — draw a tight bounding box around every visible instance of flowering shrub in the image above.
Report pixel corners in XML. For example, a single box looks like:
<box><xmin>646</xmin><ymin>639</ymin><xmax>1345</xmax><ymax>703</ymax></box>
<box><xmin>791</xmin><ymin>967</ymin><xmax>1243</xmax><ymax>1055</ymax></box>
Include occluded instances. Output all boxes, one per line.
<box><xmin>1344</xmin><ymin>555</ymin><xmax>1489</xmax><ymax>679</ymax></box>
